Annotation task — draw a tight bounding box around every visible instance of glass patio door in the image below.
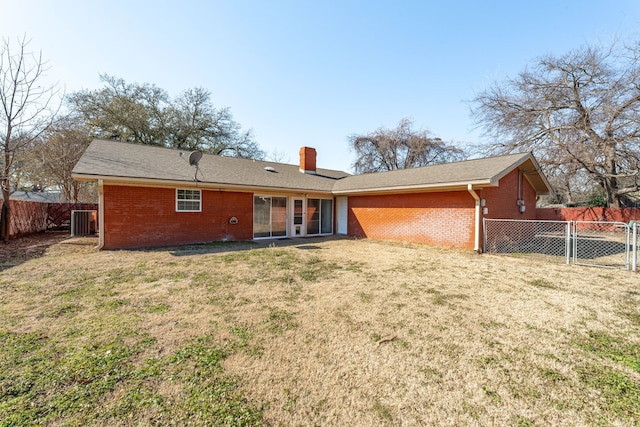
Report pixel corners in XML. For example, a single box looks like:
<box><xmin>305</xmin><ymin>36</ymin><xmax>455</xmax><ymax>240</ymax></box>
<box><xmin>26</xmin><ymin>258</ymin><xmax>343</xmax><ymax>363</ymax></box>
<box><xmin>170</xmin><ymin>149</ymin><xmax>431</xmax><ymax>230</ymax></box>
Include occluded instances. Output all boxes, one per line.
<box><xmin>306</xmin><ymin>198</ymin><xmax>333</xmax><ymax>235</ymax></box>
<box><xmin>292</xmin><ymin>198</ymin><xmax>304</xmax><ymax>236</ymax></box>
<box><xmin>253</xmin><ymin>196</ymin><xmax>287</xmax><ymax>238</ymax></box>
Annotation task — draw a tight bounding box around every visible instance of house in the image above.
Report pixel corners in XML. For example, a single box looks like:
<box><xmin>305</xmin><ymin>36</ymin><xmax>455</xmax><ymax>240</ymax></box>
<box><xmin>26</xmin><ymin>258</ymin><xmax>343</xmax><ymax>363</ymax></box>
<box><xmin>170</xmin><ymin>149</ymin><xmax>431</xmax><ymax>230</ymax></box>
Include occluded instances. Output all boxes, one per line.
<box><xmin>72</xmin><ymin>139</ymin><xmax>551</xmax><ymax>251</ymax></box>
<box><xmin>10</xmin><ymin>191</ymin><xmax>63</xmax><ymax>203</ymax></box>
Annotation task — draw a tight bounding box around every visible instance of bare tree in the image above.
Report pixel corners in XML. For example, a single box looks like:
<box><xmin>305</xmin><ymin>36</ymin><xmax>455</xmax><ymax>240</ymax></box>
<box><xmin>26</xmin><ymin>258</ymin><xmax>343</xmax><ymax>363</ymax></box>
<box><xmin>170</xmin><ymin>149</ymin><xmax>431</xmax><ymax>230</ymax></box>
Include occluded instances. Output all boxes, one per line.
<box><xmin>471</xmin><ymin>39</ymin><xmax>640</xmax><ymax>207</ymax></box>
<box><xmin>27</xmin><ymin>115</ymin><xmax>93</xmax><ymax>202</ymax></box>
<box><xmin>349</xmin><ymin>118</ymin><xmax>465</xmax><ymax>174</ymax></box>
<box><xmin>0</xmin><ymin>36</ymin><xmax>59</xmax><ymax>241</ymax></box>
<box><xmin>265</xmin><ymin>148</ymin><xmax>290</xmax><ymax>164</ymax></box>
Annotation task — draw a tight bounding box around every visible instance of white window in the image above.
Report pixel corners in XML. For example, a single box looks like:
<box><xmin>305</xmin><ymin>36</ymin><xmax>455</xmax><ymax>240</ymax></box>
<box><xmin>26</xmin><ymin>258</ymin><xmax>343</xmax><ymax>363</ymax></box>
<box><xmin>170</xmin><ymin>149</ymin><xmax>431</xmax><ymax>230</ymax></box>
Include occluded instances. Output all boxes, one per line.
<box><xmin>176</xmin><ymin>189</ymin><xmax>201</xmax><ymax>212</ymax></box>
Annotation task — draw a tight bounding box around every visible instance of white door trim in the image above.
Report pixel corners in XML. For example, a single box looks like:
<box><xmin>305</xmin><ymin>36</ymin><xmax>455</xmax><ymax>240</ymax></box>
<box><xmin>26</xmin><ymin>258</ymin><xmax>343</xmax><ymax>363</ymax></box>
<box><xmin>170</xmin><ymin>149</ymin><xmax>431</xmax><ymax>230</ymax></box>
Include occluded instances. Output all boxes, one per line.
<box><xmin>291</xmin><ymin>197</ymin><xmax>305</xmax><ymax>237</ymax></box>
<box><xmin>336</xmin><ymin>196</ymin><xmax>348</xmax><ymax>235</ymax></box>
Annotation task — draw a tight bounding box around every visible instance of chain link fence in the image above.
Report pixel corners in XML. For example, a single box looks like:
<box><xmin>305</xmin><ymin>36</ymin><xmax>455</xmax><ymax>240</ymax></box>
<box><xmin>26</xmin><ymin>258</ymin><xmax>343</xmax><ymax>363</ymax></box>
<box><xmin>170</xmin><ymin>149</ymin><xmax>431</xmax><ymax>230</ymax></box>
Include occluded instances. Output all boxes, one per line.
<box><xmin>484</xmin><ymin>219</ymin><xmax>638</xmax><ymax>271</ymax></box>
<box><xmin>483</xmin><ymin>219</ymin><xmax>571</xmax><ymax>263</ymax></box>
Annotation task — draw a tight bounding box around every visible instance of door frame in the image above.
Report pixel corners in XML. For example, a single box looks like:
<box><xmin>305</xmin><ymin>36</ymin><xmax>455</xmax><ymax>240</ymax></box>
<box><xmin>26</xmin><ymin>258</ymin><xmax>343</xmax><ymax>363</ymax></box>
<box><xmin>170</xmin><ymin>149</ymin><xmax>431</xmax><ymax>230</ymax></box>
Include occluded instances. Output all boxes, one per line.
<box><xmin>291</xmin><ymin>197</ymin><xmax>305</xmax><ymax>237</ymax></box>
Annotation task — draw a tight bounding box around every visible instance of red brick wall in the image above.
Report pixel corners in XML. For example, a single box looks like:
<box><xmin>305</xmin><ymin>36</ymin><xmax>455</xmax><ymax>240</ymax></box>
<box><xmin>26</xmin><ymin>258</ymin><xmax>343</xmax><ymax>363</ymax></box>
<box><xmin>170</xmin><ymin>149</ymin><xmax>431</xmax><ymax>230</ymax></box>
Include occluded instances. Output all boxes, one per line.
<box><xmin>348</xmin><ymin>191</ymin><xmax>476</xmax><ymax>249</ymax></box>
<box><xmin>102</xmin><ymin>185</ymin><xmax>253</xmax><ymax>249</ymax></box>
<box><xmin>536</xmin><ymin>207</ymin><xmax>640</xmax><ymax>222</ymax></box>
<box><xmin>479</xmin><ymin>169</ymin><xmax>538</xmax><ymax>221</ymax></box>
<box><xmin>477</xmin><ymin>169</ymin><xmax>539</xmax><ymax>245</ymax></box>
<box><xmin>346</xmin><ymin>169</ymin><xmax>541</xmax><ymax>250</ymax></box>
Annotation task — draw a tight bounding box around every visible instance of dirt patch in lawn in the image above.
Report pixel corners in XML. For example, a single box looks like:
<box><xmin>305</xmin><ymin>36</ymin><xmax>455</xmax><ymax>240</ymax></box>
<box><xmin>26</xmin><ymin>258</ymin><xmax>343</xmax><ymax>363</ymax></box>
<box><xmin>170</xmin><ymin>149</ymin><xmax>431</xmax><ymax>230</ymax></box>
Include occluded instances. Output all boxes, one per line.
<box><xmin>1</xmin><ymin>237</ymin><xmax>639</xmax><ymax>426</ymax></box>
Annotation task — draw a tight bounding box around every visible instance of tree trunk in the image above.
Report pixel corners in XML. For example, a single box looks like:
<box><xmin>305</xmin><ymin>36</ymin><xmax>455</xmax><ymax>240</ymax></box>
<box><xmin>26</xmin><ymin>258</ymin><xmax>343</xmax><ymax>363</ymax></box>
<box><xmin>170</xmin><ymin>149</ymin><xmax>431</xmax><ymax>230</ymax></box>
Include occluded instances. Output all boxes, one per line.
<box><xmin>71</xmin><ymin>181</ymin><xmax>80</xmax><ymax>203</ymax></box>
<box><xmin>0</xmin><ymin>190</ymin><xmax>9</xmax><ymax>242</ymax></box>
<box><xmin>2</xmin><ymin>141</ymin><xmax>9</xmax><ymax>241</ymax></box>
<box><xmin>603</xmin><ymin>144</ymin><xmax>621</xmax><ymax>208</ymax></box>
<box><xmin>2</xmin><ymin>140</ymin><xmax>10</xmax><ymax>241</ymax></box>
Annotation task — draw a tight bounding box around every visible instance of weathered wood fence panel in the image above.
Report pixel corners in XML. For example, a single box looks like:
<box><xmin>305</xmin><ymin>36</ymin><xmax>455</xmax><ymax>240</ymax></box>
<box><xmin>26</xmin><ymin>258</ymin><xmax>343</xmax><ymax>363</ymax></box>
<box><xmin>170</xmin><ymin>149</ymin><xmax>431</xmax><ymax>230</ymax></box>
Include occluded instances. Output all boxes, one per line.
<box><xmin>0</xmin><ymin>200</ymin><xmax>98</xmax><ymax>238</ymax></box>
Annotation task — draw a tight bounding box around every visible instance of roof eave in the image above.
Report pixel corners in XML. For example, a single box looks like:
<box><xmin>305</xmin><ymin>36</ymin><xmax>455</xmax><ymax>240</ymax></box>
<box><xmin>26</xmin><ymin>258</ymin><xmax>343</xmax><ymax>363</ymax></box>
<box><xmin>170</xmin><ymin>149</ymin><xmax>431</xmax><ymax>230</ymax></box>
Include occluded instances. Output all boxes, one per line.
<box><xmin>72</xmin><ymin>173</ymin><xmax>334</xmax><ymax>195</ymax></box>
<box><xmin>523</xmin><ymin>155</ymin><xmax>552</xmax><ymax>195</ymax></box>
<box><xmin>490</xmin><ymin>153</ymin><xmax>552</xmax><ymax>195</ymax></box>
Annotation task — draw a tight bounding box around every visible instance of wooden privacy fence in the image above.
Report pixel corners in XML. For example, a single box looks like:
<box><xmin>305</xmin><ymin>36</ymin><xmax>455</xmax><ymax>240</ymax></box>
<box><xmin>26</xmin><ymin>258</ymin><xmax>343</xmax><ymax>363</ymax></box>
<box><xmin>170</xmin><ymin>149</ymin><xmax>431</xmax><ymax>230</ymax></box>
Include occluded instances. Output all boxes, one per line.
<box><xmin>536</xmin><ymin>207</ymin><xmax>640</xmax><ymax>222</ymax></box>
<box><xmin>0</xmin><ymin>200</ymin><xmax>98</xmax><ymax>238</ymax></box>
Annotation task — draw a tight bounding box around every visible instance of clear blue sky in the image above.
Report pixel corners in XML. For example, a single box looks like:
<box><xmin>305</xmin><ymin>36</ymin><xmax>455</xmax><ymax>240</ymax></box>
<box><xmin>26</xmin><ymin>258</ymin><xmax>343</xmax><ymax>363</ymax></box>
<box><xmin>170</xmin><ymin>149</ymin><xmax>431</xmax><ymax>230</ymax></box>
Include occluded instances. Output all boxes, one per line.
<box><xmin>3</xmin><ymin>0</ymin><xmax>639</xmax><ymax>172</ymax></box>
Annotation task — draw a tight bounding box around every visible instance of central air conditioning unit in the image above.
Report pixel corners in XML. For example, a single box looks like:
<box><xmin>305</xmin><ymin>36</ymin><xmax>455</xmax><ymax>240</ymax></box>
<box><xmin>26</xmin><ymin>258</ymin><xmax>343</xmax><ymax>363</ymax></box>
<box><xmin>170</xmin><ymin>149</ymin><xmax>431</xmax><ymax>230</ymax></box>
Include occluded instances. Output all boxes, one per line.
<box><xmin>71</xmin><ymin>210</ymin><xmax>97</xmax><ymax>236</ymax></box>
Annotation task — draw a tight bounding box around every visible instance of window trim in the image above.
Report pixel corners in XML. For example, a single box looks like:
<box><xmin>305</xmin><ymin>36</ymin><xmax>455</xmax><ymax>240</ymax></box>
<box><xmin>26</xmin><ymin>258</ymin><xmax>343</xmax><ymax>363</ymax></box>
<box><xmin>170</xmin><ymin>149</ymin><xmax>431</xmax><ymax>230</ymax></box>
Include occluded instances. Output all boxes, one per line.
<box><xmin>176</xmin><ymin>188</ymin><xmax>202</xmax><ymax>212</ymax></box>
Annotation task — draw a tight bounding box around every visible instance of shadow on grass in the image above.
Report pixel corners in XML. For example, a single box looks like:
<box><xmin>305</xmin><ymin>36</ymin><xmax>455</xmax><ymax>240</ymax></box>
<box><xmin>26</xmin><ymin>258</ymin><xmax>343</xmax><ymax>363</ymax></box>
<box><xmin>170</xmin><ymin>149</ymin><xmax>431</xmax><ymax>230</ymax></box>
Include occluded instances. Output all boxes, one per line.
<box><xmin>0</xmin><ymin>234</ymin><xmax>346</xmax><ymax>267</ymax></box>
<box><xmin>0</xmin><ymin>231</ymin><xmax>86</xmax><ymax>272</ymax></box>
<box><xmin>489</xmin><ymin>235</ymin><xmax>629</xmax><ymax>263</ymax></box>
<box><xmin>137</xmin><ymin>235</ymin><xmax>347</xmax><ymax>257</ymax></box>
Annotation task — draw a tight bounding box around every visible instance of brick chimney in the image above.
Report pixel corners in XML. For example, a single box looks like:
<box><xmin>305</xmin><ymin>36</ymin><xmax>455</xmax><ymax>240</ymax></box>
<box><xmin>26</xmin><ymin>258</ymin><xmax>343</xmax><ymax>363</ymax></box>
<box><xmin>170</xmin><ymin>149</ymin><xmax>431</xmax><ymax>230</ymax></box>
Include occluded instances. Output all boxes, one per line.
<box><xmin>299</xmin><ymin>147</ymin><xmax>317</xmax><ymax>174</ymax></box>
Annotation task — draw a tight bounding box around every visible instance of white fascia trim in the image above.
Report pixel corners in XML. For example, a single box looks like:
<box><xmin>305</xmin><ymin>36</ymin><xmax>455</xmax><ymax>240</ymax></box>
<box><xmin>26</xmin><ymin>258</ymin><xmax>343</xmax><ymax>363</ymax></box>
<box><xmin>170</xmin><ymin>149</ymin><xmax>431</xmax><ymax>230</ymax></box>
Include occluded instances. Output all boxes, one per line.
<box><xmin>73</xmin><ymin>174</ymin><xmax>499</xmax><ymax>197</ymax></box>
<box><xmin>71</xmin><ymin>174</ymin><xmax>334</xmax><ymax>196</ymax></box>
<box><xmin>331</xmin><ymin>179</ymin><xmax>495</xmax><ymax>195</ymax></box>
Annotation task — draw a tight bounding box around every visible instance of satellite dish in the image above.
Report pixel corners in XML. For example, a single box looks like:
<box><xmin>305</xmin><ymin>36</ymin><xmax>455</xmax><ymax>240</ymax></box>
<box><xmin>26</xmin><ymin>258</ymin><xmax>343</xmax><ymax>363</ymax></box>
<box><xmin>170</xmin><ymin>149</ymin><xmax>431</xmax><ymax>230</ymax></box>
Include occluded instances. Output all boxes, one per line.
<box><xmin>188</xmin><ymin>151</ymin><xmax>203</xmax><ymax>166</ymax></box>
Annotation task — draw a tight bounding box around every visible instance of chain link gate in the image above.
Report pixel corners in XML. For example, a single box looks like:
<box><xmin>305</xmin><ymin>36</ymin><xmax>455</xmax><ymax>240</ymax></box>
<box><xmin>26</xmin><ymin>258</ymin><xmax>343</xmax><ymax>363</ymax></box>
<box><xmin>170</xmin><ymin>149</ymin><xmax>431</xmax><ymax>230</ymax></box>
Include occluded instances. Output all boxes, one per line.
<box><xmin>484</xmin><ymin>219</ymin><xmax>638</xmax><ymax>271</ymax></box>
<box><xmin>572</xmin><ymin>221</ymin><xmax>631</xmax><ymax>269</ymax></box>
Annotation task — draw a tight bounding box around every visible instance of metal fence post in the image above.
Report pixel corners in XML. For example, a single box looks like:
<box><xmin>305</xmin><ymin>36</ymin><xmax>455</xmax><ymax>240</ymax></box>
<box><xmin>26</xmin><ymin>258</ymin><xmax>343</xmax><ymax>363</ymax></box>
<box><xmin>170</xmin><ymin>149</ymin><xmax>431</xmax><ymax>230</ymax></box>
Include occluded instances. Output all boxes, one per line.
<box><xmin>572</xmin><ymin>221</ymin><xmax>577</xmax><ymax>266</ymax></box>
<box><xmin>565</xmin><ymin>221</ymin><xmax>571</xmax><ymax>265</ymax></box>
<box><xmin>483</xmin><ymin>218</ymin><xmax>487</xmax><ymax>252</ymax></box>
<box><xmin>633</xmin><ymin>221</ymin><xmax>637</xmax><ymax>272</ymax></box>
<box><xmin>625</xmin><ymin>222</ymin><xmax>631</xmax><ymax>271</ymax></box>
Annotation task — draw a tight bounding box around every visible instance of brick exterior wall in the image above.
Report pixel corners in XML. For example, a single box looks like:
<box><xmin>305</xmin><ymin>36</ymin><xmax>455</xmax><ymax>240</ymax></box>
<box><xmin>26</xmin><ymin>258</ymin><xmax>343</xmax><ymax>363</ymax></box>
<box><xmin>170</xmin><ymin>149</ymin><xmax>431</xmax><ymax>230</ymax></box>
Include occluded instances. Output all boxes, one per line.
<box><xmin>102</xmin><ymin>185</ymin><xmax>253</xmax><ymax>249</ymax></box>
<box><xmin>347</xmin><ymin>168</ymin><xmax>540</xmax><ymax>250</ymax></box>
<box><xmin>478</xmin><ymin>169</ymin><xmax>538</xmax><ymax>221</ymax></box>
<box><xmin>348</xmin><ymin>191</ymin><xmax>476</xmax><ymax>249</ymax></box>
<box><xmin>99</xmin><ymin>168</ymin><xmax>542</xmax><ymax>250</ymax></box>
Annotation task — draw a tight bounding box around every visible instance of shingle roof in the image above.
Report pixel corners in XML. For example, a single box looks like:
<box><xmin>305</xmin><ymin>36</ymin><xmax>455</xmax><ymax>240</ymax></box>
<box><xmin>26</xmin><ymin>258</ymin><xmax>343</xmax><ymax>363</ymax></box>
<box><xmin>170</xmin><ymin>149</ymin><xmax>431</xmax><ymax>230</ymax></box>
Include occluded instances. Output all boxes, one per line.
<box><xmin>333</xmin><ymin>152</ymin><xmax>550</xmax><ymax>194</ymax></box>
<box><xmin>72</xmin><ymin>139</ymin><xmax>350</xmax><ymax>193</ymax></box>
<box><xmin>10</xmin><ymin>191</ymin><xmax>62</xmax><ymax>203</ymax></box>
<box><xmin>72</xmin><ymin>139</ymin><xmax>551</xmax><ymax>195</ymax></box>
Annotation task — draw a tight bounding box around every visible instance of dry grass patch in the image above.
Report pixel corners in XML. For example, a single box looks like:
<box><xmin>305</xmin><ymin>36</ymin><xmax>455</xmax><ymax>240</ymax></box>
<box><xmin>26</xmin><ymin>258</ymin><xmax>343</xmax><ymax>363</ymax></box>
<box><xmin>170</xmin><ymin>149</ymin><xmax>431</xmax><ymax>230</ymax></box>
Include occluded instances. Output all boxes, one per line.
<box><xmin>0</xmin><ymin>235</ymin><xmax>639</xmax><ymax>425</ymax></box>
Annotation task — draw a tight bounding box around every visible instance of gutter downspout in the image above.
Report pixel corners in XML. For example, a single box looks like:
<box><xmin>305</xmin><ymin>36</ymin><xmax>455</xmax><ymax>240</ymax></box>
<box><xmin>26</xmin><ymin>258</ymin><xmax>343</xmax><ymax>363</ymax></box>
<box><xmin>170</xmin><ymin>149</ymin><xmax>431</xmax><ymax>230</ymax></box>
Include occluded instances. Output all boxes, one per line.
<box><xmin>468</xmin><ymin>184</ymin><xmax>481</xmax><ymax>253</ymax></box>
<box><xmin>97</xmin><ymin>179</ymin><xmax>105</xmax><ymax>250</ymax></box>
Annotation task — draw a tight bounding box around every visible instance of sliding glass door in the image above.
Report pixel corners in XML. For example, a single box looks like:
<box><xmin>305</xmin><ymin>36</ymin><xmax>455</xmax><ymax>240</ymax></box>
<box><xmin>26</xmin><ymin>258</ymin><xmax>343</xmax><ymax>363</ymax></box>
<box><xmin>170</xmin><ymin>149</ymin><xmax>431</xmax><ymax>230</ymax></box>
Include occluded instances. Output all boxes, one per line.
<box><xmin>306</xmin><ymin>198</ymin><xmax>333</xmax><ymax>235</ymax></box>
<box><xmin>253</xmin><ymin>196</ymin><xmax>287</xmax><ymax>238</ymax></box>
<box><xmin>254</xmin><ymin>196</ymin><xmax>332</xmax><ymax>239</ymax></box>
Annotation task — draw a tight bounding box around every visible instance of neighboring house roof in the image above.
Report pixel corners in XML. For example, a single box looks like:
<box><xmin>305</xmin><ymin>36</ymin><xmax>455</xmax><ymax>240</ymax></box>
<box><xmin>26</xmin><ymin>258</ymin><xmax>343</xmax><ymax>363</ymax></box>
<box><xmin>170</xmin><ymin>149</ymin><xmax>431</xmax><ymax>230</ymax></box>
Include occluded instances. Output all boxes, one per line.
<box><xmin>72</xmin><ymin>139</ymin><xmax>551</xmax><ymax>195</ymax></box>
<box><xmin>620</xmin><ymin>190</ymin><xmax>640</xmax><ymax>208</ymax></box>
<box><xmin>72</xmin><ymin>139</ymin><xmax>350</xmax><ymax>193</ymax></box>
<box><xmin>10</xmin><ymin>191</ymin><xmax>62</xmax><ymax>203</ymax></box>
